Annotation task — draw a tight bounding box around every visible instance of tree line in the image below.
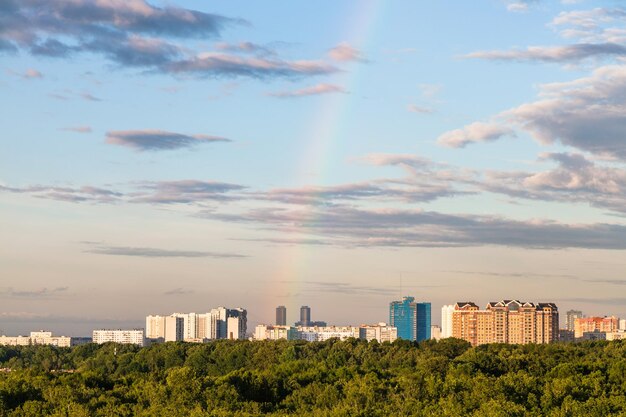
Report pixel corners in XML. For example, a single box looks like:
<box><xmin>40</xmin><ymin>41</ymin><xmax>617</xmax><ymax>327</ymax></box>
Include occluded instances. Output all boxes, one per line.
<box><xmin>0</xmin><ymin>338</ymin><xmax>625</xmax><ymax>416</ymax></box>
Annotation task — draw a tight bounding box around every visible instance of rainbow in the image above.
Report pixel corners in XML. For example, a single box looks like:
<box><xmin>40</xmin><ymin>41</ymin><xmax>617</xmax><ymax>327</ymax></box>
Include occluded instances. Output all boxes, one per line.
<box><xmin>273</xmin><ymin>1</ymin><xmax>386</xmax><ymax>323</ymax></box>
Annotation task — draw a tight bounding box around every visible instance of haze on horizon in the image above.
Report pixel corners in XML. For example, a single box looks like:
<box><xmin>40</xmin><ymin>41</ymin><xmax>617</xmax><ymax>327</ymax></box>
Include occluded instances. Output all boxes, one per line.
<box><xmin>2</xmin><ymin>0</ymin><xmax>626</xmax><ymax>337</ymax></box>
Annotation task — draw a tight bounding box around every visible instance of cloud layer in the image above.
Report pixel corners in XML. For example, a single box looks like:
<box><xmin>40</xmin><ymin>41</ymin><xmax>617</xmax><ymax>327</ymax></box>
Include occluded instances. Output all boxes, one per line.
<box><xmin>85</xmin><ymin>245</ymin><xmax>246</xmax><ymax>258</ymax></box>
<box><xmin>105</xmin><ymin>130</ymin><xmax>231</xmax><ymax>151</ymax></box>
<box><xmin>0</xmin><ymin>0</ymin><xmax>337</xmax><ymax>79</ymax></box>
<box><xmin>268</xmin><ymin>83</ymin><xmax>346</xmax><ymax>98</ymax></box>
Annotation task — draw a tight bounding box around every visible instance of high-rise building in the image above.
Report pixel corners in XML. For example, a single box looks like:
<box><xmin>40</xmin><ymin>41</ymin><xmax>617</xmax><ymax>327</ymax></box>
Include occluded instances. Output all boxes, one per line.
<box><xmin>416</xmin><ymin>302</ymin><xmax>432</xmax><ymax>341</ymax></box>
<box><xmin>451</xmin><ymin>300</ymin><xmax>559</xmax><ymax>346</ymax></box>
<box><xmin>574</xmin><ymin>316</ymin><xmax>619</xmax><ymax>338</ymax></box>
<box><xmin>300</xmin><ymin>306</ymin><xmax>311</xmax><ymax>326</ymax></box>
<box><xmin>441</xmin><ymin>305</ymin><xmax>455</xmax><ymax>338</ymax></box>
<box><xmin>206</xmin><ymin>307</ymin><xmax>228</xmax><ymax>339</ymax></box>
<box><xmin>389</xmin><ymin>296</ymin><xmax>431</xmax><ymax>342</ymax></box>
<box><xmin>146</xmin><ymin>315</ymin><xmax>166</xmax><ymax>340</ymax></box>
<box><xmin>566</xmin><ymin>310</ymin><xmax>583</xmax><ymax>331</ymax></box>
<box><xmin>227</xmin><ymin>308</ymin><xmax>247</xmax><ymax>340</ymax></box>
<box><xmin>276</xmin><ymin>306</ymin><xmax>287</xmax><ymax>326</ymax></box>
<box><xmin>165</xmin><ymin>316</ymin><xmax>184</xmax><ymax>342</ymax></box>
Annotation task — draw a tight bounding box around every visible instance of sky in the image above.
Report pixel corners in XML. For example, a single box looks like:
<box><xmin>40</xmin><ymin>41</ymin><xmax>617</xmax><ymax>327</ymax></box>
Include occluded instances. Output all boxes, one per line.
<box><xmin>2</xmin><ymin>0</ymin><xmax>626</xmax><ymax>336</ymax></box>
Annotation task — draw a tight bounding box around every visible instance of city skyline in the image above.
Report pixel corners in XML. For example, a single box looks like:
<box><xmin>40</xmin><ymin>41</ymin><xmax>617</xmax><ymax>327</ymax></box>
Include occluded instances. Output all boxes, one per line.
<box><xmin>3</xmin><ymin>0</ymin><xmax>626</xmax><ymax>336</ymax></box>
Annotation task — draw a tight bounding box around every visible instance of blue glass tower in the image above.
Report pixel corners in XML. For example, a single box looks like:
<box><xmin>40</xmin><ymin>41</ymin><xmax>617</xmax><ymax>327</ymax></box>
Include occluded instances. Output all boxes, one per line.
<box><xmin>389</xmin><ymin>296</ymin><xmax>416</xmax><ymax>340</ymax></box>
<box><xmin>389</xmin><ymin>297</ymin><xmax>431</xmax><ymax>342</ymax></box>
<box><xmin>416</xmin><ymin>302</ymin><xmax>431</xmax><ymax>342</ymax></box>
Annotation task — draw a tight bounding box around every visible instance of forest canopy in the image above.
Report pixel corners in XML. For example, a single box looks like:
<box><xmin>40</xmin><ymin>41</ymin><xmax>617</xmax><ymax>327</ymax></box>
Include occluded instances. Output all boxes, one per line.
<box><xmin>0</xmin><ymin>338</ymin><xmax>625</xmax><ymax>416</ymax></box>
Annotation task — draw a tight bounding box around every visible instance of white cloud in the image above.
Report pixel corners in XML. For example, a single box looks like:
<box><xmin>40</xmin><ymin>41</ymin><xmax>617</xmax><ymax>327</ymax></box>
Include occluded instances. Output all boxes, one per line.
<box><xmin>437</xmin><ymin>122</ymin><xmax>514</xmax><ymax>148</ymax></box>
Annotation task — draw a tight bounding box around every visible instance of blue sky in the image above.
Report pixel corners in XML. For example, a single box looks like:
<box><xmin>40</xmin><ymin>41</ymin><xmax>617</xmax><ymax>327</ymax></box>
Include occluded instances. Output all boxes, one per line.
<box><xmin>2</xmin><ymin>0</ymin><xmax>626</xmax><ymax>335</ymax></box>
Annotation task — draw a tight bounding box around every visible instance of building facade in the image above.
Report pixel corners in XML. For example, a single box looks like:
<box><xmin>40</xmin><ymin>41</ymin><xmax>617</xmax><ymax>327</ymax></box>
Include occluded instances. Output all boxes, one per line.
<box><xmin>92</xmin><ymin>329</ymin><xmax>144</xmax><ymax>346</ymax></box>
<box><xmin>389</xmin><ymin>296</ymin><xmax>431</xmax><ymax>342</ymax></box>
<box><xmin>254</xmin><ymin>325</ymin><xmax>298</xmax><ymax>341</ymax></box>
<box><xmin>358</xmin><ymin>323</ymin><xmax>398</xmax><ymax>343</ymax></box>
<box><xmin>276</xmin><ymin>306</ymin><xmax>287</xmax><ymax>326</ymax></box>
<box><xmin>441</xmin><ymin>305</ymin><xmax>455</xmax><ymax>339</ymax></box>
<box><xmin>574</xmin><ymin>316</ymin><xmax>619</xmax><ymax>338</ymax></box>
<box><xmin>147</xmin><ymin>307</ymin><xmax>248</xmax><ymax>342</ymax></box>
<box><xmin>565</xmin><ymin>310</ymin><xmax>583</xmax><ymax>332</ymax></box>
<box><xmin>0</xmin><ymin>331</ymin><xmax>86</xmax><ymax>347</ymax></box>
<box><xmin>451</xmin><ymin>300</ymin><xmax>559</xmax><ymax>346</ymax></box>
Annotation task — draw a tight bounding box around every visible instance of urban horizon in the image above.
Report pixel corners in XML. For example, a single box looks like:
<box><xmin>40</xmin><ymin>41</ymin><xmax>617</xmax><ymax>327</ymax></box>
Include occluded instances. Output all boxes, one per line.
<box><xmin>3</xmin><ymin>1</ymin><xmax>626</xmax><ymax>342</ymax></box>
<box><xmin>2</xmin><ymin>296</ymin><xmax>623</xmax><ymax>339</ymax></box>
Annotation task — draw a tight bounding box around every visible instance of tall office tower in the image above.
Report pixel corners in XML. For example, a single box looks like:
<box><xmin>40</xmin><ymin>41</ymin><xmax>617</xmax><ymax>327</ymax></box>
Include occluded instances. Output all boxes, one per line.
<box><xmin>416</xmin><ymin>302</ymin><xmax>432</xmax><ymax>341</ymax></box>
<box><xmin>165</xmin><ymin>316</ymin><xmax>184</xmax><ymax>342</ymax></box>
<box><xmin>441</xmin><ymin>305</ymin><xmax>455</xmax><ymax>338</ymax></box>
<box><xmin>300</xmin><ymin>306</ymin><xmax>311</xmax><ymax>326</ymax></box>
<box><xmin>390</xmin><ymin>296</ymin><xmax>416</xmax><ymax>340</ymax></box>
<box><xmin>389</xmin><ymin>296</ymin><xmax>431</xmax><ymax>342</ymax></box>
<box><xmin>276</xmin><ymin>306</ymin><xmax>287</xmax><ymax>326</ymax></box>
<box><xmin>566</xmin><ymin>310</ymin><xmax>583</xmax><ymax>331</ymax></box>
<box><xmin>451</xmin><ymin>300</ymin><xmax>559</xmax><ymax>346</ymax></box>
<box><xmin>226</xmin><ymin>308</ymin><xmax>247</xmax><ymax>340</ymax></box>
<box><xmin>145</xmin><ymin>315</ymin><xmax>166</xmax><ymax>340</ymax></box>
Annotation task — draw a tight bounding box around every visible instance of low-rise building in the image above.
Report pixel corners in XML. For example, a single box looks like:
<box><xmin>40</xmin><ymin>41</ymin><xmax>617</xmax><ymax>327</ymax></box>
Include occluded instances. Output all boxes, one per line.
<box><xmin>92</xmin><ymin>329</ymin><xmax>144</xmax><ymax>346</ymax></box>
<box><xmin>0</xmin><ymin>331</ymin><xmax>86</xmax><ymax>347</ymax></box>
<box><xmin>254</xmin><ymin>325</ymin><xmax>298</xmax><ymax>341</ymax></box>
<box><xmin>358</xmin><ymin>323</ymin><xmax>398</xmax><ymax>343</ymax></box>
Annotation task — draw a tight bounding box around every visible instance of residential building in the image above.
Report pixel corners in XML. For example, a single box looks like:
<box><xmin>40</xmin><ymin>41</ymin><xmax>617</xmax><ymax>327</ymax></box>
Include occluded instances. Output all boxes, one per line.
<box><xmin>92</xmin><ymin>329</ymin><xmax>144</xmax><ymax>346</ymax></box>
<box><xmin>559</xmin><ymin>329</ymin><xmax>575</xmax><ymax>342</ymax></box>
<box><xmin>606</xmin><ymin>331</ymin><xmax>626</xmax><ymax>341</ymax></box>
<box><xmin>145</xmin><ymin>315</ymin><xmax>166</xmax><ymax>341</ymax></box>
<box><xmin>451</xmin><ymin>300</ymin><xmax>559</xmax><ymax>346</ymax></box>
<box><xmin>254</xmin><ymin>325</ymin><xmax>297</xmax><ymax>341</ymax></box>
<box><xmin>208</xmin><ymin>307</ymin><xmax>229</xmax><ymax>339</ymax></box>
<box><xmin>171</xmin><ymin>312</ymin><xmax>198</xmax><ymax>340</ymax></box>
<box><xmin>358</xmin><ymin>323</ymin><xmax>398</xmax><ymax>343</ymax></box>
<box><xmin>441</xmin><ymin>304</ymin><xmax>455</xmax><ymax>339</ymax></box>
<box><xmin>276</xmin><ymin>306</ymin><xmax>287</xmax><ymax>326</ymax></box>
<box><xmin>226</xmin><ymin>308</ymin><xmax>247</xmax><ymax>340</ymax></box>
<box><xmin>620</xmin><ymin>319</ymin><xmax>626</xmax><ymax>330</ymax></box>
<box><xmin>165</xmin><ymin>316</ymin><xmax>184</xmax><ymax>342</ymax></box>
<box><xmin>431</xmin><ymin>325</ymin><xmax>442</xmax><ymax>340</ymax></box>
<box><xmin>581</xmin><ymin>331</ymin><xmax>607</xmax><ymax>341</ymax></box>
<box><xmin>574</xmin><ymin>316</ymin><xmax>619</xmax><ymax>338</ymax></box>
<box><xmin>566</xmin><ymin>310</ymin><xmax>583</xmax><ymax>331</ymax></box>
<box><xmin>0</xmin><ymin>331</ymin><xmax>85</xmax><ymax>347</ymax></box>
<box><xmin>389</xmin><ymin>296</ymin><xmax>431</xmax><ymax>342</ymax></box>
<box><xmin>298</xmin><ymin>326</ymin><xmax>360</xmax><ymax>342</ymax></box>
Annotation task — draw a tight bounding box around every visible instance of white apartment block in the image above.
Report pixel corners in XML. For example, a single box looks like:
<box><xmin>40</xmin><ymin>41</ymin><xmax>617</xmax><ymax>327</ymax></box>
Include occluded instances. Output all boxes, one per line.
<box><xmin>0</xmin><ymin>331</ymin><xmax>78</xmax><ymax>347</ymax></box>
<box><xmin>145</xmin><ymin>315</ymin><xmax>166</xmax><ymax>340</ymax></box>
<box><xmin>298</xmin><ymin>326</ymin><xmax>360</xmax><ymax>342</ymax></box>
<box><xmin>92</xmin><ymin>329</ymin><xmax>144</xmax><ymax>346</ymax></box>
<box><xmin>431</xmin><ymin>325</ymin><xmax>442</xmax><ymax>341</ymax></box>
<box><xmin>145</xmin><ymin>307</ymin><xmax>248</xmax><ymax>342</ymax></box>
<box><xmin>441</xmin><ymin>304</ymin><xmax>455</xmax><ymax>339</ymax></box>
<box><xmin>358</xmin><ymin>323</ymin><xmax>398</xmax><ymax>343</ymax></box>
<box><xmin>254</xmin><ymin>325</ymin><xmax>296</xmax><ymax>341</ymax></box>
<box><xmin>165</xmin><ymin>316</ymin><xmax>184</xmax><ymax>342</ymax></box>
